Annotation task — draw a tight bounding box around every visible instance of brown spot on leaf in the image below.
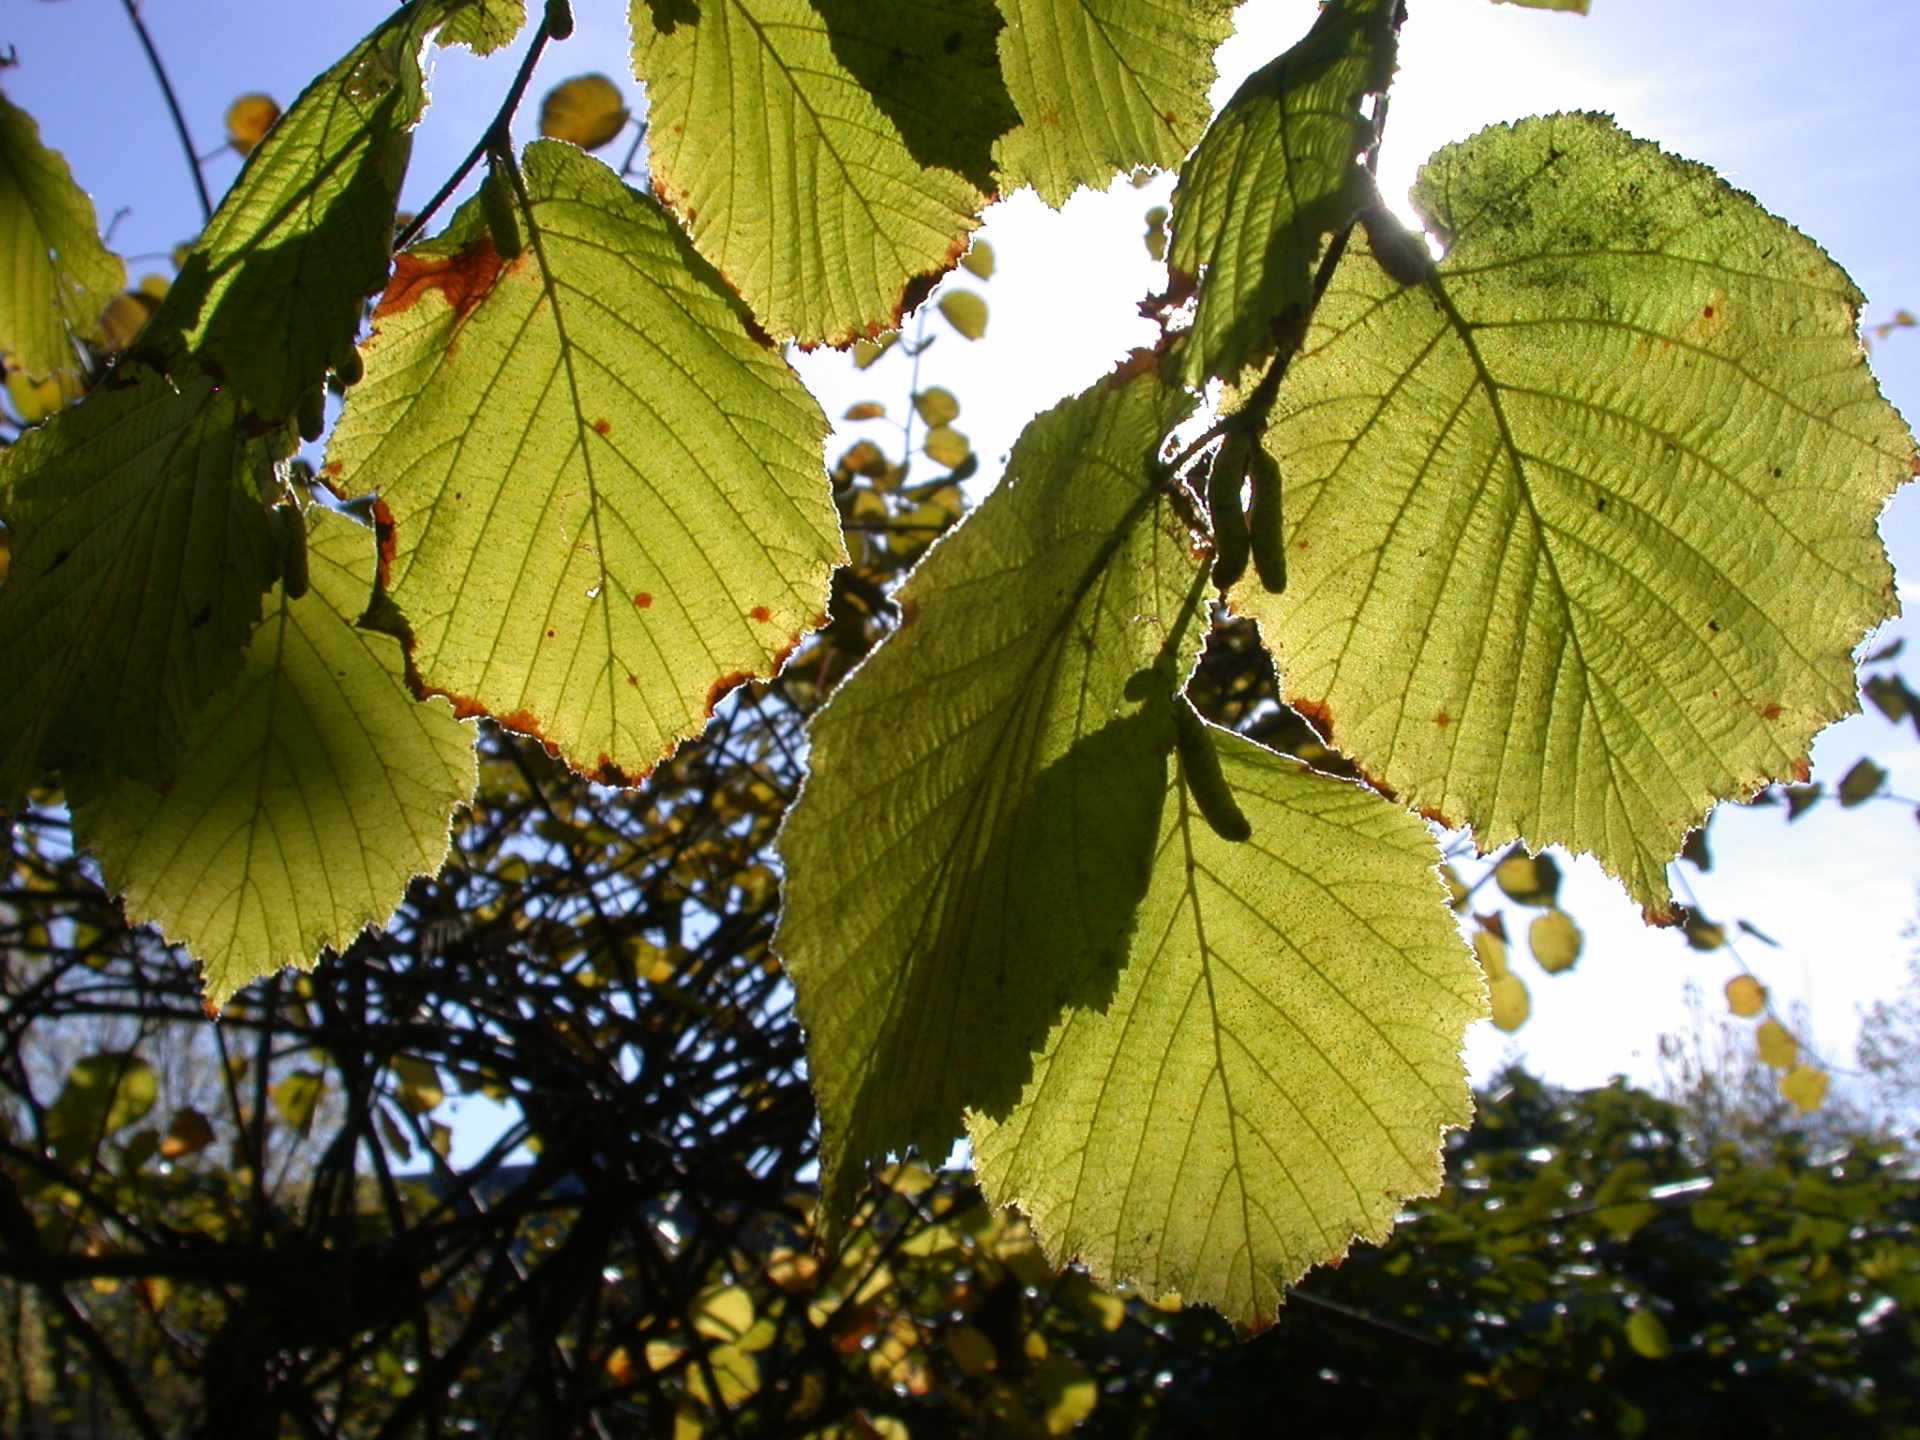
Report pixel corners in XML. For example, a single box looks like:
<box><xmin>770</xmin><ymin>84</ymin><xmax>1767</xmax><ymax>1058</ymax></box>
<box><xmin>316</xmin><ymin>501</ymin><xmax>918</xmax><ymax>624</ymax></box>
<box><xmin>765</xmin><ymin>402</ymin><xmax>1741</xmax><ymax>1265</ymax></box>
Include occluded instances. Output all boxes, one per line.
<box><xmin>1762</xmin><ymin>702</ymin><xmax>1782</xmax><ymax>721</ymax></box>
<box><xmin>634</xmin><ymin>592</ymin><xmax>653</xmax><ymax>609</ymax></box>
<box><xmin>1291</xmin><ymin>696</ymin><xmax>1333</xmax><ymax>739</ymax></box>
<box><xmin>749</xmin><ymin>605</ymin><xmax>771</xmax><ymax>623</ymax></box>
<box><xmin>897</xmin><ymin>597</ymin><xmax>920</xmax><ymax>628</ymax></box>
<box><xmin>376</xmin><ymin>237</ymin><xmax>507</xmax><ymax>325</ymax></box>
<box><xmin>372</xmin><ymin>498</ymin><xmax>397</xmax><ymax>589</ymax></box>
<box><xmin>1433</xmin><ymin>710</ymin><xmax>1451</xmax><ymax>728</ymax></box>
<box><xmin>627</xmin><ymin>674</ymin><xmax>638</xmax><ymax>687</ymax></box>
<box><xmin>1418</xmin><ymin>805</ymin><xmax>1458</xmax><ymax>827</ymax></box>
<box><xmin>1642</xmin><ymin>902</ymin><xmax>1680</xmax><ymax>928</ymax></box>
<box><xmin>705</xmin><ymin>669</ymin><xmax>755</xmax><ymax>718</ymax></box>
<box><xmin>592</xmin><ymin>418</ymin><xmax>611</xmax><ymax>435</ymax></box>
<box><xmin>1792</xmin><ymin>757</ymin><xmax>1811</xmax><ymax>783</ymax></box>
<box><xmin>1110</xmin><ymin>348</ymin><xmax>1161</xmax><ymax>386</ymax></box>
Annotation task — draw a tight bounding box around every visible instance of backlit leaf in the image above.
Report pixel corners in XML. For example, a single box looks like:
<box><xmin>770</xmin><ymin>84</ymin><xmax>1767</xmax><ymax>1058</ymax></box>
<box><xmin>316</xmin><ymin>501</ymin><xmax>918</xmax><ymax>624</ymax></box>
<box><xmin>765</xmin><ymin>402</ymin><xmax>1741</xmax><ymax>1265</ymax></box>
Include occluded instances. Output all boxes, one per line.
<box><xmin>224</xmin><ymin>93</ymin><xmax>282</xmax><ymax>155</ymax></box>
<box><xmin>1165</xmin><ymin>0</ymin><xmax>1395</xmax><ymax>387</ymax></box>
<box><xmin>630</xmin><ymin>0</ymin><xmax>1017</xmax><ymax>343</ymax></box>
<box><xmin>1778</xmin><ymin>1063</ymin><xmax>1828</xmax><ymax>1112</ymax></box>
<box><xmin>155</xmin><ymin>4</ymin><xmax>440</xmax><ymax>426</ymax></box>
<box><xmin>992</xmin><ymin>0</ymin><xmax>1235</xmax><ymax>206</ymax></box>
<box><xmin>1756</xmin><ymin>1018</ymin><xmax>1796</xmax><ymax>1070</ymax></box>
<box><xmin>1494</xmin><ymin>851</ymin><xmax>1560</xmax><ymax>906</ymax></box>
<box><xmin>1724</xmin><ymin>973</ymin><xmax>1766</xmax><ymax>1017</ymax></box>
<box><xmin>778</xmin><ymin>362</ymin><xmax>1202</xmax><ymax>1224</ymax></box>
<box><xmin>923</xmin><ymin>424</ymin><xmax>971</xmax><ymax>468</ymax></box>
<box><xmin>961</xmin><ymin>238</ymin><xmax>996</xmax><ymax>278</ymax></box>
<box><xmin>0</xmin><ymin>369</ymin><xmax>276</xmax><ymax>808</ymax></box>
<box><xmin>0</xmin><ymin>89</ymin><xmax>125</xmax><ymax>378</ymax></box>
<box><xmin>914</xmin><ymin>386</ymin><xmax>960</xmax><ymax>426</ymax></box>
<box><xmin>1528</xmin><ymin>908</ymin><xmax>1582</xmax><ymax>972</ymax></box>
<box><xmin>1488</xmin><ymin>973</ymin><xmax>1530</xmax><ymax>1031</ymax></box>
<box><xmin>1239</xmin><ymin>114</ymin><xmax>1914</xmax><ymax>912</ymax></box>
<box><xmin>939</xmin><ymin>289</ymin><xmax>989</xmax><ymax>339</ymax></box>
<box><xmin>73</xmin><ymin>508</ymin><xmax>476</xmax><ymax>1009</ymax></box>
<box><xmin>969</xmin><ymin>732</ymin><xmax>1482</xmax><ymax>1326</ymax></box>
<box><xmin>539</xmin><ymin>73</ymin><xmax>630</xmax><ymax>150</ymax></box>
<box><xmin>437</xmin><ymin>0</ymin><xmax>527</xmax><ymax>54</ymax></box>
<box><xmin>326</xmin><ymin>141</ymin><xmax>840</xmax><ymax>781</ymax></box>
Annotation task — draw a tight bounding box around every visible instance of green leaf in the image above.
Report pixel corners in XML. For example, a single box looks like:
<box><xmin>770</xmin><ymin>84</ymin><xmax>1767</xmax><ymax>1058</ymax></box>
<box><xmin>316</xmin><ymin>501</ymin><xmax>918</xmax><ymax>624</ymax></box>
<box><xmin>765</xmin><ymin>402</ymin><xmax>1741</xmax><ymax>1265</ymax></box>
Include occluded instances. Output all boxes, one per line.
<box><xmin>325</xmin><ymin>141</ymin><xmax>840</xmax><ymax>781</ymax></box>
<box><xmin>992</xmin><ymin>0</ymin><xmax>1235</xmax><ymax>206</ymax></box>
<box><xmin>1238</xmin><ymin>114</ymin><xmax>1914</xmax><ymax>912</ymax></box>
<box><xmin>271</xmin><ymin>1069</ymin><xmax>327</xmax><ymax>1133</ymax></box>
<box><xmin>153</xmin><ymin>3</ymin><xmax>440</xmax><ymax>425</ymax></box>
<box><xmin>45</xmin><ymin>1054</ymin><xmax>159</xmax><ymax>1165</ymax></box>
<box><xmin>0</xmin><ymin>89</ymin><xmax>125</xmax><ymax>379</ymax></box>
<box><xmin>1838</xmin><ymin>756</ymin><xmax>1885</xmax><ymax>806</ymax></box>
<box><xmin>437</xmin><ymin>0</ymin><xmax>528</xmax><ymax>53</ymax></box>
<box><xmin>1165</xmin><ymin>0</ymin><xmax>1395</xmax><ymax>387</ymax></box>
<box><xmin>73</xmin><ymin>508</ymin><xmax>476</xmax><ymax>1010</ymax></box>
<box><xmin>630</xmin><ymin>0</ymin><xmax>1016</xmax><ymax>344</ymax></box>
<box><xmin>1494</xmin><ymin>0</ymin><xmax>1590</xmax><ymax>12</ymax></box>
<box><xmin>0</xmin><ymin>369</ymin><xmax>277</xmax><ymax>808</ymax></box>
<box><xmin>969</xmin><ymin>731</ymin><xmax>1482</xmax><ymax>1327</ymax></box>
<box><xmin>939</xmin><ymin>289</ymin><xmax>989</xmax><ymax>339</ymax></box>
<box><xmin>778</xmin><ymin>361</ymin><xmax>1202</xmax><ymax>1224</ymax></box>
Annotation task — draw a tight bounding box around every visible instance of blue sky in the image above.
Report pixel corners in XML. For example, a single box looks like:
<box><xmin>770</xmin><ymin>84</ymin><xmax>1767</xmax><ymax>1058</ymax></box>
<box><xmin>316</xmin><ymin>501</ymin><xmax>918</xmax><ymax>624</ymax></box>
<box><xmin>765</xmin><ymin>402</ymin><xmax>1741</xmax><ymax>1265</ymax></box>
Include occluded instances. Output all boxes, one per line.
<box><xmin>9</xmin><ymin>0</ymin><xmax>1920</xmax><ymax>1100</ymax></box>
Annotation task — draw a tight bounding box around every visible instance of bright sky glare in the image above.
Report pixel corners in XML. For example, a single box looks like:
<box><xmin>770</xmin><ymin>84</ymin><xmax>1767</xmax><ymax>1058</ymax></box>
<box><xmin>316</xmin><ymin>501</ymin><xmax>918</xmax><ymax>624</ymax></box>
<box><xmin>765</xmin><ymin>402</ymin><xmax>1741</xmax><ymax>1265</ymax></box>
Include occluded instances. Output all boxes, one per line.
<box><xmin>7</xmin><ymin>0</ymin><xmax>1920</xmax><ymax>1107</ymax></box>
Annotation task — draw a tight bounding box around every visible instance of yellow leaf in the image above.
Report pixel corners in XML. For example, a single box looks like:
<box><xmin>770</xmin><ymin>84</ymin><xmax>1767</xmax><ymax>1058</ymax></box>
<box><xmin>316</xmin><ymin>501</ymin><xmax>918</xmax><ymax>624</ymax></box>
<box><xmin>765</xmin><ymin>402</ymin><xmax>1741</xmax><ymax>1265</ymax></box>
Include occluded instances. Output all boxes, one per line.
<box><xmin>913</xmin><ymin>387</ymin><xmax>959</xmax><ymax>426</ymax></box>
<box><xmin>1494</xmin><ymin>851</ymin><xmax>1560</xmax><ymax>906</ymax></box>
<box><xmin>224</xmin><ymin>93</ymin><xmax>281</xmax><ymax>155</ymax></box>
<box><xmin>538</xmin><ymin>73</ymin><xmax>630</xmax><ymax>151</ymax></box>
<box><xmin>923</xmin><ymin>425</ymin><xmax>970</xmax><ymax>468</ymax></box>
<box><xmin>95</xmin><ymin>291</ymin><xmax>159</xmax><ymax>351</ymax></box>
<box><xmin>844</xmin><ymin>401</ymin><xmax>886</xmax><ymax>420</ymax></box>
<box><xmin>1624</xmin><ymin>1309</ymin><xmax>1670</xmax><ymax>1359</ymax></box>
<box><xmin>1724</xmin><ymin>973</ymin><xmax>1766</xmax><ymax>1017</ymax></box>
<box><xmin>1528</xmin><ymin>908</ymin><xmax>1582</xmax><ymax>973</ymax></box>
<box><xmin>1755</xmin><ymin>1019</ymin><xmax>1796</xmax><ymax>1070</ymax></box>
<box><xmin>1438</xmin><ymin>862</ymin><xmax>1469</xmax><ymax>910</ymax></box>
<box><xmin>1471</xmin><ymin>926</ymin><xmax>1510</xmax><ymax>980</ymax></box>
<box><xmin>1488</xmin><ymin>972</ymin><xmax>1529</xmax><ymax>1032</ymax></box>
<box><xmin>1684</xmin><ymin>915</ymin><xmax>1726</xmax><ymax>951</ymax></box>
<box><xmin>1779</xmin><ymin>1063</ymin><xmax>1829</xmax><ymax>1112</ymax></box>
<box><xmin>1035</xmin><ymin>1355</ymin><xmax>1098</xmax><ymax>1434</ymax></box>
<box><xmin>5</xmin><ymin>369</ymin><xmax>65</xmax><ymax>424</ymax></box>
<box><xmin>938</xmin><ymin>290</ymin><xmax>988</xmax><ymax>340</ymax></box>
<box><xmin>960</xmin><ymin>239</ymin><xmax>995</xmax><ymax>279</ymax></box>
<box><xmin>692</xmin><ymin>1283</ymin><xmax>755</xmax><ymax>1343</ymax></box>
<box><xmin>853</xmin><ymin>335</ymin><xmax>898</xmax><ymax>369</ymax></box>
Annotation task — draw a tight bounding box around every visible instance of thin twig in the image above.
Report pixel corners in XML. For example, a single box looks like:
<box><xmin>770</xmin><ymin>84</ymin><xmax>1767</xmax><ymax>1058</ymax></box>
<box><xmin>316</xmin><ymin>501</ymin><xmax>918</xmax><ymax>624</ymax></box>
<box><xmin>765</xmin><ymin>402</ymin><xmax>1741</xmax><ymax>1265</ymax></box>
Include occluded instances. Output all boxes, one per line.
<box><xmin>117</xmin><ymin>0</ymin><xmax>213</xmax><ymax>222</ymax></box>
<box><xmin>393</xmin><ymin>19</ymin><xmax>557</xmax><ymax>250</ymax></box>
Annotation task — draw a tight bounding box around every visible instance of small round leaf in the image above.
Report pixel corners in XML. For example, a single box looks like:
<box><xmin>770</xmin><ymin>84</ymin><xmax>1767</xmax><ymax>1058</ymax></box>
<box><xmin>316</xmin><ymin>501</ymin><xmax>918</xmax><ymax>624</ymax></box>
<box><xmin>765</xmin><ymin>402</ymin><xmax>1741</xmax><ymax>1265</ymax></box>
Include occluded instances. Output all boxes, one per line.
<box><xmin>539</xmin><ymin>73</ymin><xmax>630</xmax><ymax>151</ymax></box>
<box><xmin>225</xmin><ymin>93</ymin><xmax>281</xmax><ymax>155</ymax></box>
<box><xmin>938</xmin><ymin>289</ymin><xmax>988</xmax><ymax>340</ymax></box>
